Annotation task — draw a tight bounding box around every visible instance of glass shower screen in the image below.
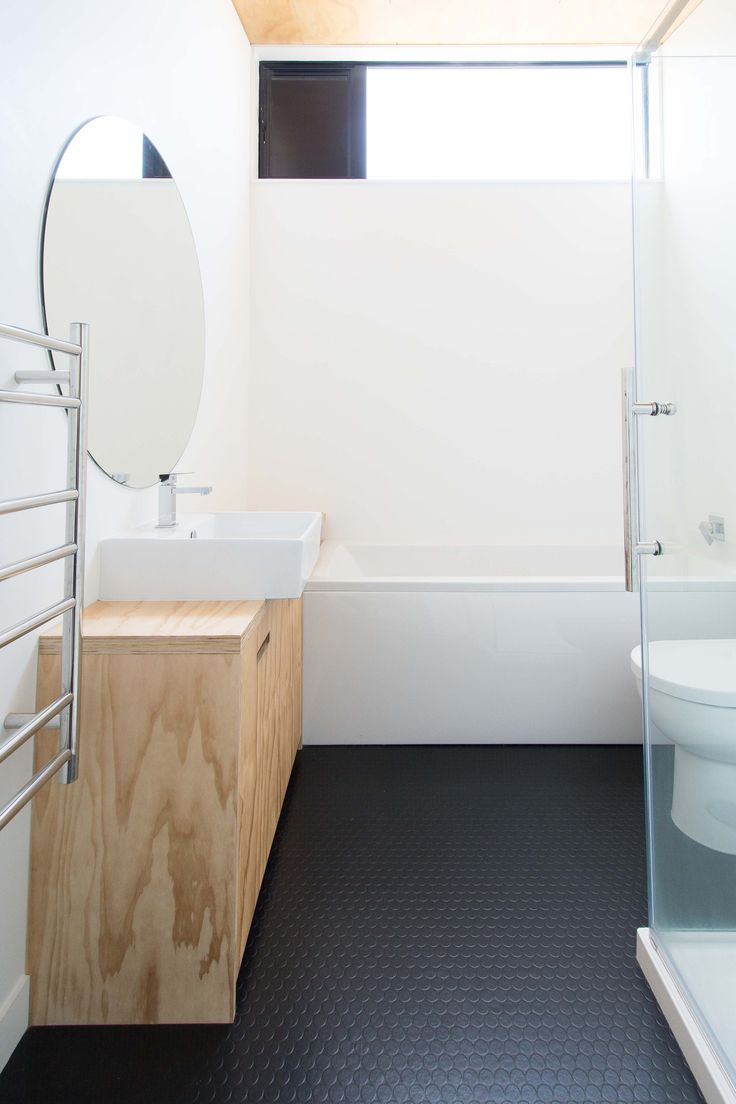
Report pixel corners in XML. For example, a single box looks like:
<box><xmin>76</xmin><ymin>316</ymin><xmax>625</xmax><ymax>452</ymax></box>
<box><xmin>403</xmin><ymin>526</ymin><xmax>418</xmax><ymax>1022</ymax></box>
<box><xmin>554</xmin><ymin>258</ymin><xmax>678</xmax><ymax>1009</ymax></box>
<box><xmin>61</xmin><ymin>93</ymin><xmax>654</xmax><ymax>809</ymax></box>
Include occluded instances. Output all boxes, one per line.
<box><xmin>634</xmin><ymin>52</ymin><xmax>736</xmax><ymax>1086</ymax></box>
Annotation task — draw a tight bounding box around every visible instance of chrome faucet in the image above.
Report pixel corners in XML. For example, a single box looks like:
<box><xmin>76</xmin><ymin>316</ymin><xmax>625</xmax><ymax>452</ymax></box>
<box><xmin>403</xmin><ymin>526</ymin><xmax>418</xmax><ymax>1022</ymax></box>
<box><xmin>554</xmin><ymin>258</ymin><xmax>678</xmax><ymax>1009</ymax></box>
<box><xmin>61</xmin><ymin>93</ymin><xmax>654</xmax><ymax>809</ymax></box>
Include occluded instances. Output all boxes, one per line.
<box><xmin>157</xmin><ymin>472</ymin><xmax>212</xmax><ymax>528</ymax></box>
<box><xmin>699</xmin><ymin>515</ymin><xmax>725</xmax><ymax>546</ymax></box>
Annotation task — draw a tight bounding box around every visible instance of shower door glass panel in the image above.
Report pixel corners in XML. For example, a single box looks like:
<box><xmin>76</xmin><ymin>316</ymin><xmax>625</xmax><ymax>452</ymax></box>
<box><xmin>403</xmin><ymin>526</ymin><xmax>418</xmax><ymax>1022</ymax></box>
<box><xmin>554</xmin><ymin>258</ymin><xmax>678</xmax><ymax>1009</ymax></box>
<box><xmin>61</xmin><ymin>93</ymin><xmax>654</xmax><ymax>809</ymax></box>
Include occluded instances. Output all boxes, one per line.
<box><xmin>636</xmin><ymin>53</ymin><xmax>736</xmax><ymax>1082</ymax></box>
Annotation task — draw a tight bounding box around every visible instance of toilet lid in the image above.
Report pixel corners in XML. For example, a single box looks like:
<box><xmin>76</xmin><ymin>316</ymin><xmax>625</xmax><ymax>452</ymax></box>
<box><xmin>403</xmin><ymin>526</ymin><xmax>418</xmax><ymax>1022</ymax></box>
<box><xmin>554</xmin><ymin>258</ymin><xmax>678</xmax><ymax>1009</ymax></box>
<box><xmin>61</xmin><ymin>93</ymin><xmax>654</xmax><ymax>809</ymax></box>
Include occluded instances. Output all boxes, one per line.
<box><xmin>631</xmin><ymin>640</ymin><xmax>736</xmax><ymax>707</ymax></box>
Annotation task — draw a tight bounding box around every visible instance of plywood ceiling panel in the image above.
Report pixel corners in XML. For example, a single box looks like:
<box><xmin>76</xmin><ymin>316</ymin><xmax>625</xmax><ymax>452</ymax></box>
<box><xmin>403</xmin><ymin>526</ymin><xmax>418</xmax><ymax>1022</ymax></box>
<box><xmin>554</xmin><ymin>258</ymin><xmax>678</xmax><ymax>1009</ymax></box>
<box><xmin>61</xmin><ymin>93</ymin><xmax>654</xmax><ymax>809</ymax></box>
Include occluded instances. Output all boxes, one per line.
<box><xmin>232</xmin><ymin>0</ymin><xmax>693</xmax><ymax>47</ymax></box>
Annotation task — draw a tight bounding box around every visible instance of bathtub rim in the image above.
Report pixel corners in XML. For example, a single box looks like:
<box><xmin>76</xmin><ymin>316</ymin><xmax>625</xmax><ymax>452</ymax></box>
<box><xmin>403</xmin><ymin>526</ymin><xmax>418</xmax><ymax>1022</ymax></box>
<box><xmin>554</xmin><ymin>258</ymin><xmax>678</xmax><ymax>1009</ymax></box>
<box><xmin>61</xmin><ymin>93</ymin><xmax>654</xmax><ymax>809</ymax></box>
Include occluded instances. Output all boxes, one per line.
<box><xmin>309</xmin><ymin>539</ymin><xmax>626</xmax><ymax>592</ymax></box>
<box><xmin>307</xmin><ymin>541</ymin><xmax>736</xmax><ymax>593</ymax></box>
<box><xmin>306</xmin><ymin>576</ymin><xmax>626</xmax><ymax>593</ymax></box>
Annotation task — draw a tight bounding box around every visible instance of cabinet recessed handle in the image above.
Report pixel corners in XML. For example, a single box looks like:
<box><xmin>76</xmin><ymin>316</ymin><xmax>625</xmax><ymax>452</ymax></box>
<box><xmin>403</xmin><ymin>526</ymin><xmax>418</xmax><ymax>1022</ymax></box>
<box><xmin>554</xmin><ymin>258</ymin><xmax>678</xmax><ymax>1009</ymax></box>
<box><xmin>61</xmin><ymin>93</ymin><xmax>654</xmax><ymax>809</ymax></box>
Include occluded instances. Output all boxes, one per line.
<box><xmin>257</xmin><ymin>632</ymin><xmax>271</xmax><ymax>661</ymax></box>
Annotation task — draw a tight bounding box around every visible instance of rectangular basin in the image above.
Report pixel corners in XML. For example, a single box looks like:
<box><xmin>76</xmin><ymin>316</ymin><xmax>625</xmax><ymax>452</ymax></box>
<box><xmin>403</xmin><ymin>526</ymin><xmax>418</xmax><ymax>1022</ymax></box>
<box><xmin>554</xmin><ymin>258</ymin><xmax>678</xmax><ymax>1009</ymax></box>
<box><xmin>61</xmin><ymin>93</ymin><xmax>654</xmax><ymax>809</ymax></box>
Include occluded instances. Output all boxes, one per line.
<box><xmin>99</xmin><ymin>512</ymin><xmax>322</xmax><ymax>600</ymax></box>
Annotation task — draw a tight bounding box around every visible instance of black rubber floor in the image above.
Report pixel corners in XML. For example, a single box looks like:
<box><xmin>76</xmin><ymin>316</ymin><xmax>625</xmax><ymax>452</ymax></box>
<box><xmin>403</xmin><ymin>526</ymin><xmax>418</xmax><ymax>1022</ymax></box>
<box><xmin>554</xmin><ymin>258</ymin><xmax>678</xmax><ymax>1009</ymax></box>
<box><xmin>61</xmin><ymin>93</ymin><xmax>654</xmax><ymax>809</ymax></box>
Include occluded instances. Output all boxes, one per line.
<box><xmin>1</xmin><ymin>746</ymin><xmax>703</xmax><ymax>1104</ymax></box>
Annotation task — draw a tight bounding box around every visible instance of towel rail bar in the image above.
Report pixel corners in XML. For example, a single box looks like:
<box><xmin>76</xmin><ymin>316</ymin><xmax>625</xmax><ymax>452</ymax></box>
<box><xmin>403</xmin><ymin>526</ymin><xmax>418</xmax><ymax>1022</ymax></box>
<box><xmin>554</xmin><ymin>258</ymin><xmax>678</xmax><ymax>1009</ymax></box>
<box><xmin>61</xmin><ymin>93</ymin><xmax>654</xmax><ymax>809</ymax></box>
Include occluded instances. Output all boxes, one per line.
<box><xmin>0</xmin><ymin>599</ymin><xmax>76</xmax><ymax>650</ymax></box>
<box><xmin>0</xmin><ymin>489</ymin><xmax>78</xmax><ymax>516</ymax></box>
<box><xmin>0</xmin><ymin>543</ymin><xmax>77</xmax><ymax>584</ymax></box>
<box><xmin>0</xmin><ymin>694</ymin><xmax>73</xmax><ymax>767</ymax></box>
<box><xmin>0</xmin><ymin>749</ymin><xmax>72</xmax><ymax>832</ymax></box>
<box><xmin>0</xmin><ymin>388</ymin><xmax>80</xmax><ymax>409</ymax></box>
<box><xmin>0</xmin><ymin>321</ymin><xmax>81</xmax><ymax>356</ymax></box>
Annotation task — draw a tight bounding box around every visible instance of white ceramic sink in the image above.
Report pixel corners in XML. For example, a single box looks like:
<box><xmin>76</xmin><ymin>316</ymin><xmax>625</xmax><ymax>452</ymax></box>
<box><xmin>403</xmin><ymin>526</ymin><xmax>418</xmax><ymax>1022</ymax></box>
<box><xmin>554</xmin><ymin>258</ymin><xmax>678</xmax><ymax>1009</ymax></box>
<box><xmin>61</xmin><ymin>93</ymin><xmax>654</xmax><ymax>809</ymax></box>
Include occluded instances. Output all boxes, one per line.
<box><xmin>99</xmin><ymin>512</ymin><xmax>322</xmax><ymax>600</ymax></box>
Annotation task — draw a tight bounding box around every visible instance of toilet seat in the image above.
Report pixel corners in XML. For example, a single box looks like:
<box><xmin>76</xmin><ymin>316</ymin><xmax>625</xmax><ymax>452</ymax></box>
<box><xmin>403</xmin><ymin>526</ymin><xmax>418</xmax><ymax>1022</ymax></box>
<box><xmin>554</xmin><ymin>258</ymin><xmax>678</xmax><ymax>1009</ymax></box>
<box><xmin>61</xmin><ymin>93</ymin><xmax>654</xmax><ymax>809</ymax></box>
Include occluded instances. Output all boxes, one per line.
<box><xmin>631</xmin><ymin>639</ymin><xmax>736</xmax><ymax>708</ymax></box>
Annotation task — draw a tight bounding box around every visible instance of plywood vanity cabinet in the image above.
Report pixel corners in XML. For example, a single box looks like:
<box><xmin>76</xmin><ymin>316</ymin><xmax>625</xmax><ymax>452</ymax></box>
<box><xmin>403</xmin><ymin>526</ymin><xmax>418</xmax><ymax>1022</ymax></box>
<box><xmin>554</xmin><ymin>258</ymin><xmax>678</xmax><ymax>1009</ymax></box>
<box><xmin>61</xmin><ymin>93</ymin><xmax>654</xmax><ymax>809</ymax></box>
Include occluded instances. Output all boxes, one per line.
<box><xmin>27</xmin><ymin>598</ymin><xmax>302</xmax><ymax>1026</ymax></box>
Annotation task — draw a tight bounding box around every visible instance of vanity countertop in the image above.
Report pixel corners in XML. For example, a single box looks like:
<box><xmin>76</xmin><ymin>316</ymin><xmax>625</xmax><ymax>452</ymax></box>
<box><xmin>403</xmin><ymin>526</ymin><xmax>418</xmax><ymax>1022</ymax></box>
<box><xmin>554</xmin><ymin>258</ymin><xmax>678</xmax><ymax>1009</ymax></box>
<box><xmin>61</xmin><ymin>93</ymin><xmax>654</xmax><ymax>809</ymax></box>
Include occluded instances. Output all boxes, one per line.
<box><xmin>39</xmin><ymin>599</ymin><xmax>266</xmax><ymax>655</ymax></box>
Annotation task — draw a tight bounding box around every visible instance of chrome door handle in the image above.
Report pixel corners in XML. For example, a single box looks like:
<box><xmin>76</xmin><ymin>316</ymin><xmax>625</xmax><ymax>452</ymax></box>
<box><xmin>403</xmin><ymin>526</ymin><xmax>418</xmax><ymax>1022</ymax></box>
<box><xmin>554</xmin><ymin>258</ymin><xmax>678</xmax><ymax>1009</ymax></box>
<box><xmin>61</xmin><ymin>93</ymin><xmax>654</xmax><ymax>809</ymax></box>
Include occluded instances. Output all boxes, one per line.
<box><xmin>632</xmin><ymin>401</ymin><xmax>677</xmax><ymax>416</ymax></box>
<box><xmin>622</xmin><ymin>367</ymin><xmax>639</xmax><ymax>591</ymax></box>
<box><xmin>622</xmin><ymin>367</ymin><xmax>673</xmax><ymax>591</ymax></box>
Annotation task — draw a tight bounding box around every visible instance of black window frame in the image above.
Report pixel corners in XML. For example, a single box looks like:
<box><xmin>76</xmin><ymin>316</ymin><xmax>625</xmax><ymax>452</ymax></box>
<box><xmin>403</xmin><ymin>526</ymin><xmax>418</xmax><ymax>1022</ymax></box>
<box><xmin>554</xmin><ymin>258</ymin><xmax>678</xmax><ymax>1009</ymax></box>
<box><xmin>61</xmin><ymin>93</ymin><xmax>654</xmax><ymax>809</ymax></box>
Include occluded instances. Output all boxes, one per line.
<box><xmin>259</xmin><ymin>62</ymin><xmax>367</xmax><ymax>179</ymax></box>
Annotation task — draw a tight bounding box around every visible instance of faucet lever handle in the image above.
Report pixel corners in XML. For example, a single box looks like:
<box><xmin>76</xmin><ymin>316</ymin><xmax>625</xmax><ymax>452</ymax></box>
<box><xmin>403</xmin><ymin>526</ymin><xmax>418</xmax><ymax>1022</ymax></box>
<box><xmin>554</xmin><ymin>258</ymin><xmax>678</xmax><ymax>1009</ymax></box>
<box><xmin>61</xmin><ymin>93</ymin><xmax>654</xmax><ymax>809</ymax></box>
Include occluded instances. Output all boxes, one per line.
<box><xmin>159</xmin><ymin>472</ymin><xmax>193</xmax><ymax>484</ymax></box>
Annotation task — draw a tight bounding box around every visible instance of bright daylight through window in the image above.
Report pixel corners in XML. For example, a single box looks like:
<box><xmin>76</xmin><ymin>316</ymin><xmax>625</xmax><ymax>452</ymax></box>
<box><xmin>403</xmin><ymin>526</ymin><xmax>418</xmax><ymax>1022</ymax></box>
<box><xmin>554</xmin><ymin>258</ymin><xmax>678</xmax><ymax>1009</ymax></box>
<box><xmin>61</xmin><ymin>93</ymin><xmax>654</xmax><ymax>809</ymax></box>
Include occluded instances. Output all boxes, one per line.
<box><xmin>366</xmin><ymin>65</ymin><xmax>631</xmax><ymax>181</ymax></box>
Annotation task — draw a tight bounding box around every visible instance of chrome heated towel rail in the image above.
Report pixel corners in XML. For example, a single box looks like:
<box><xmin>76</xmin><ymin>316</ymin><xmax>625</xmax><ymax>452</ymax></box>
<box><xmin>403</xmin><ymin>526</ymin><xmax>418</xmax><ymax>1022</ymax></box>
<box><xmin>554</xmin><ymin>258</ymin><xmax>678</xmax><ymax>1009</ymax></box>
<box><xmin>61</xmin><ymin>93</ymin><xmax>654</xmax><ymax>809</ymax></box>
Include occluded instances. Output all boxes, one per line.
<box><xmin>0</xmin><ymin>321</ymin><xmax>89</xmax><ymax>830</ymax></box>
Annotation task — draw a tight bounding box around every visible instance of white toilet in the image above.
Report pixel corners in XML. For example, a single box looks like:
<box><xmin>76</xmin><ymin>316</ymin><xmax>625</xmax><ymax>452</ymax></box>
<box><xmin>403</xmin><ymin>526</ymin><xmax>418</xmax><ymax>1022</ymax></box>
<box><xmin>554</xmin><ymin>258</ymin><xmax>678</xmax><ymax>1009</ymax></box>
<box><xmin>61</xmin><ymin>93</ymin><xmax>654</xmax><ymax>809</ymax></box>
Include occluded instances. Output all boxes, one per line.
<box><xmin>631</xmin><ymin>639</ymin><xmax>736</xmax><ymax>854</ymax></box>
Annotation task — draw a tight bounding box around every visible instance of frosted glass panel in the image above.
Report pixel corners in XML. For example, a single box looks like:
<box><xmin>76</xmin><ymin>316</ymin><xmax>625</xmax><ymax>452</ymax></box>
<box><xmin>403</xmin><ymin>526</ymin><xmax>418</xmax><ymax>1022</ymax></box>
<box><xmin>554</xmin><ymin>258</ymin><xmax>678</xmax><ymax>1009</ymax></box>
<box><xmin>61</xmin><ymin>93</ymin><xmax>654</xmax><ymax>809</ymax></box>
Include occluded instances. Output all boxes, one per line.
<box><xmin>635</xmin><ymin>54</ymin><xmax>736</xmax><ymax>1085</ymax></box>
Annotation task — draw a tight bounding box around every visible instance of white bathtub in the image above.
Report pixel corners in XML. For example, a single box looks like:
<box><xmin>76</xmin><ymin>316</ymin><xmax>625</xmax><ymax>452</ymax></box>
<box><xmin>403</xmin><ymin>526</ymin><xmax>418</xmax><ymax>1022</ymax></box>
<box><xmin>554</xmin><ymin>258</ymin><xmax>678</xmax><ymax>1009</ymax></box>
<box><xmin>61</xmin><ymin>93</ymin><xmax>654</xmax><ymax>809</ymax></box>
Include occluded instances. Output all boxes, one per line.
<box><xmin>304</xmin><ymin>542</ymin><xmax>642</xmax><ymax>745</ymax></box>
<box><xmin>308</xmin><ymin>542</ymin><xmax>628</xmax><ymax>592</ymax></box>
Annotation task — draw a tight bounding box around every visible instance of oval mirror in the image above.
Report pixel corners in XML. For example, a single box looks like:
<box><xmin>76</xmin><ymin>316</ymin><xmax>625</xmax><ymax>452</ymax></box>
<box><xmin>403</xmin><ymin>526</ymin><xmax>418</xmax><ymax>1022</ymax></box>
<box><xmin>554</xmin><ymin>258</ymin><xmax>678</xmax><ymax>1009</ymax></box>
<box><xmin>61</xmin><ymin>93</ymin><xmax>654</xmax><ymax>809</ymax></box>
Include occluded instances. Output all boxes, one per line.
<box><xmin>41</xmin><ymin>117</ymin><xmax>205</xmax><ymax>488</ymax></box>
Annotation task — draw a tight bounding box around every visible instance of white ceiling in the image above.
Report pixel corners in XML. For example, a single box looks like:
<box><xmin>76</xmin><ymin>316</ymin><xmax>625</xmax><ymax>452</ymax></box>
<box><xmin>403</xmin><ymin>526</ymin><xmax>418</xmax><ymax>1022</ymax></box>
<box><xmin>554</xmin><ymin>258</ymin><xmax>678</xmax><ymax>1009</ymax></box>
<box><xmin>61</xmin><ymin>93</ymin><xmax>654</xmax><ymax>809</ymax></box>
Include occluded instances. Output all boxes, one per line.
<box><xmin>232</xmin><ymin>0</ymin><xmax>703</xmax><ymax>47</ymax></box>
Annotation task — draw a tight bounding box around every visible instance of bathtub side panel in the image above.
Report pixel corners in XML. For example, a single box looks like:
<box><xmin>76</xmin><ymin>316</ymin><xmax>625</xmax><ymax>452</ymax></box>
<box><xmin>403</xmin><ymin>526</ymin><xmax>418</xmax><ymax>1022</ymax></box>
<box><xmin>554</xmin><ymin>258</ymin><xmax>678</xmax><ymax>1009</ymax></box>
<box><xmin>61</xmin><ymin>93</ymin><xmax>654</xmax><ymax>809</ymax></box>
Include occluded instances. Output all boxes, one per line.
<box><xmin>303</xmin><ymin>590</ymin><xmax>642</xmax><ymax>745</ymax></box>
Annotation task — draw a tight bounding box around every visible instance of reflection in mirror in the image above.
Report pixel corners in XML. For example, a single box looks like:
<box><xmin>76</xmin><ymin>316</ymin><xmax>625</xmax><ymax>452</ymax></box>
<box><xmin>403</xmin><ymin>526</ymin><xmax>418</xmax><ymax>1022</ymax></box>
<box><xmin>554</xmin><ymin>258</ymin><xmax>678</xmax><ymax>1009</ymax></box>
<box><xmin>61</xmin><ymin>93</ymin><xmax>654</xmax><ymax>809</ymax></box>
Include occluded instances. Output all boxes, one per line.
<box><xmin>42</xmin><ymin>117</ymin><xmax>205</xmax><ymax>488</ymax></box>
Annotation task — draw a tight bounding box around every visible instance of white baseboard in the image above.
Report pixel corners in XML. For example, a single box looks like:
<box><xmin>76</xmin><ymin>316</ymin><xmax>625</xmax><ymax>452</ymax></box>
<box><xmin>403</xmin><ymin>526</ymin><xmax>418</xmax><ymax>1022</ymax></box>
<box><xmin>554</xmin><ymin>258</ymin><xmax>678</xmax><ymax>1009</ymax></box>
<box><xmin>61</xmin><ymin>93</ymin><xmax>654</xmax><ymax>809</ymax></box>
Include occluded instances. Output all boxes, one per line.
<box><xmin>637</xmin><ymin>928</ymin><xmax>736</xmax><ymax>1104</ymax></box>
<box><xmin>0</xmin><ymin>974</ymin><xmax>29</xmax><ymax>1075</ymax></box>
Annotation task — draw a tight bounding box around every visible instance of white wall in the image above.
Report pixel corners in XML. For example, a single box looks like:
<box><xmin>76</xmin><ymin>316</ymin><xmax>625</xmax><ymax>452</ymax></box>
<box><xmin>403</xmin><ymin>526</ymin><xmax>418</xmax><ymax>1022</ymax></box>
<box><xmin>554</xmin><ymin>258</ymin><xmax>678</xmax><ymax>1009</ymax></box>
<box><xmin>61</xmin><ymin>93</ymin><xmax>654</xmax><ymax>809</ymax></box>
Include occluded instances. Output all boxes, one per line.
<box><xmin>0</xmin><ymin>0</ymin><xmax>251</xmax><ymax>1071</ymax></box>
<box><xmin>663</xmin><ymin>0</ymin><xmax>736</xmax><ymax>54</ymax></box>
<box><xmin>249</xmin><ymin>180</ymin><xmax>633</xmax><ymax>545</ymax></box>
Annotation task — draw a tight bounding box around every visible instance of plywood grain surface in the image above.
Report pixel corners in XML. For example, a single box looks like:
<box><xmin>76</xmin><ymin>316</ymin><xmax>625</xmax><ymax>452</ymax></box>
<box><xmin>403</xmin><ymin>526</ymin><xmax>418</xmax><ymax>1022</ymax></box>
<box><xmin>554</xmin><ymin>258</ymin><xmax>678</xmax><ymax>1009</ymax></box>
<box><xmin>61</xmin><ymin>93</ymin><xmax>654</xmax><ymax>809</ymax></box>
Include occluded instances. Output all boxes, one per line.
<box><xmin>233</xmin><ymin>0</ymin><xmax>689</xmax><ymax>46</ymax></box>
<box><xmin>39</xmin><ymin>600</ymin><xmax>265</xmax><ymax>654</ymax></box>
<box><xmin>28</xmin><ymin>598</ymin><xmax>303</xmax><ymax>1026</ymax></box>
<box><xmin>29</xmin><ymin>650</ymin><xmax>241</xmax><ymax>1025</ymax></box>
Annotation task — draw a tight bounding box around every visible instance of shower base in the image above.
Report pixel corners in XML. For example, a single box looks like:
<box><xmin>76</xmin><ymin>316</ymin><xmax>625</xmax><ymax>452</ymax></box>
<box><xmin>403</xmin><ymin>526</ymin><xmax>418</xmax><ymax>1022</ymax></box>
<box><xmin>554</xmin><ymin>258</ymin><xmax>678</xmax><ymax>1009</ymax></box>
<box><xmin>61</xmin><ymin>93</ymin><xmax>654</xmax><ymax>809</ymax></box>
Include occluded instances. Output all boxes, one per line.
<box><xmin>638</xmin><ymin>927</ymin><xmax>736</xmax><ymax>1104</ymax></box>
